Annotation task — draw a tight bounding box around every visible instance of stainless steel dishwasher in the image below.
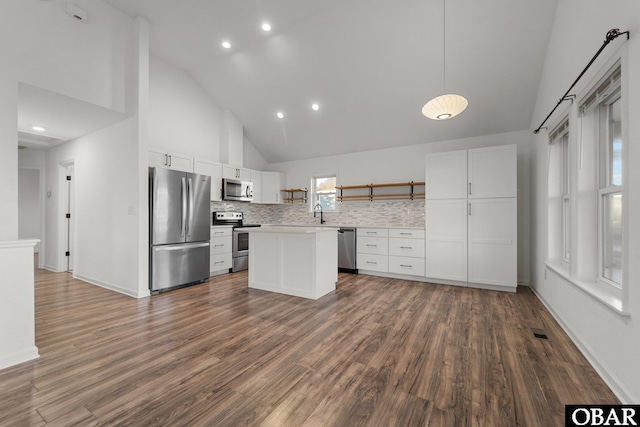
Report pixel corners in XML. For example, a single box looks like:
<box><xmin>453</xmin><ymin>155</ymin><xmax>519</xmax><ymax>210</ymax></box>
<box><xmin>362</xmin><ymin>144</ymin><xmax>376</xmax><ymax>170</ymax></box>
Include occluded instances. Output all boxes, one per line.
<box><xmin>337</xmin><ymin>228</ymin><xmax>357</xmax><ymax>273</ymax></box>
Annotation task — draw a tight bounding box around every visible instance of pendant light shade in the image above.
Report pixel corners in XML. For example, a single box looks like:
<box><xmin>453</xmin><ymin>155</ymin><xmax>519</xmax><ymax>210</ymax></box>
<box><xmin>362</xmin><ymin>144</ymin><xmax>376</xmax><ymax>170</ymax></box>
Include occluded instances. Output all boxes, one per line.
<box><xmin>422</xmin><ymin>94</ymin><xmax>468</xmax><ymax>120</ymax></box>
<box><xmin>422</xmin><ymin>0</ymin><xmax>468</xmax><ymax>120</ymax></box>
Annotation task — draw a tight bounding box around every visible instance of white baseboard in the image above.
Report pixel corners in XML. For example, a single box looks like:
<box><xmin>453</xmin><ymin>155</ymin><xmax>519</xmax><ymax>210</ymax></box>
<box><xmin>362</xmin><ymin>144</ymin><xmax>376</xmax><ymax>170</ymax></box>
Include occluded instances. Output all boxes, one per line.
<box><xmin>0</xmin><ymin>346</ymin><xmax>39</xmax><ymax>371</ymax></box>
<box><xmin>44</xmin><ymin>264</ymin><xmax>62</xmax><ymax>272</ymax></box>
<box><xmin>73</xmin><ymin>273</ymin><xmax>150</xmax><ymax>299</ymax></box>
<box><xmin>529</xmin><ymin>282</ymin><xmax>635</xmax><ymax>404</ymax></box>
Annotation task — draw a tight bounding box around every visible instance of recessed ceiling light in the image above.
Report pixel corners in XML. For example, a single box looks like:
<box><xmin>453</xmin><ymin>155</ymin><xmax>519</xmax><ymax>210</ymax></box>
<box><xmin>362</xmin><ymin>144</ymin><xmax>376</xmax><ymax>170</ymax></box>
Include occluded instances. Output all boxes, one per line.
<box><xmin>311</xmin><ymin>103</ymin><xmax>320</xmax><ymax>111</ymax></box>
<box><xmin>221</xmin><ymin>41</ymin><xmax>231</xmax><ymax>49</ymax></box>
<box><xmin>32</xmin><ymin>126</ymin><xmax>46</xmax><ymax>132</ymax></box>
<box><xmin>261</xmin><ymin>22</ymin><xmax>271</xmax><ymax>32</ymax></box>
<box><xmin>276</xmin><ymin>112</ymin><xmax>284</xmax><ymax>119</ymax></box>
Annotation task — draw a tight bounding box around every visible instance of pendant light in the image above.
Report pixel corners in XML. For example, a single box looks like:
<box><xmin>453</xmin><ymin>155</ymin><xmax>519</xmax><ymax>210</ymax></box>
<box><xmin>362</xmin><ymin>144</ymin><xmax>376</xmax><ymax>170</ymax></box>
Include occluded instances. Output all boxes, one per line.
<box><xmin>422</xmin><ymin>0</ymin><xmax>468</xmax><ymax>120</ymax></box>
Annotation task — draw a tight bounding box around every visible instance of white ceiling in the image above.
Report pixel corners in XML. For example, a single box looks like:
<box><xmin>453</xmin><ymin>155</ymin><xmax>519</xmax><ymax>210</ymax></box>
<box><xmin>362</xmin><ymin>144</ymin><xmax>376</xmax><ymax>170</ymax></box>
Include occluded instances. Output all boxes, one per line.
<box><xmin>104</xmin><ymin>0</ymin><xmax>558</xmax><ymax>162</ymax></box>
<box><xmin>18</xmin><ymin>83</ymin><xmax>128</xmax><ymax>150</ymax></box>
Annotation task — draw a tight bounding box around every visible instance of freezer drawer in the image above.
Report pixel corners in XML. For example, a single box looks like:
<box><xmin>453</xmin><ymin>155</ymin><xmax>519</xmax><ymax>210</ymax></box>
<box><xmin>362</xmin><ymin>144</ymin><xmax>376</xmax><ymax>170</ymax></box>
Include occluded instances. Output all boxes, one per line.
<box><xmin>150</xmin><ymin>242</ymin><xmax>210</xmax><ymax>292</ymax></box>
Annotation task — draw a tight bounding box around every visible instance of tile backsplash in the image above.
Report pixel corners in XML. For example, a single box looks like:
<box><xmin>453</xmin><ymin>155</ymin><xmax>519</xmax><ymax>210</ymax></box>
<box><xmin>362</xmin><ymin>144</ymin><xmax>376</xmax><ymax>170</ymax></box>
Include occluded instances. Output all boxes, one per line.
<box><xmin>211</xmin><ymin>200</ymin><xmax>425</xmax><ymax>228</ymax></box>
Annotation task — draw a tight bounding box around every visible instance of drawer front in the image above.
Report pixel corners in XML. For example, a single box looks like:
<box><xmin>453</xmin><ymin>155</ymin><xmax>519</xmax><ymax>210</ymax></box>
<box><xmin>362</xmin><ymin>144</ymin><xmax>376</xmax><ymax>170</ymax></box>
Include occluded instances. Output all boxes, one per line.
<box><xmin>357</xmin><ymin>236</ymin><xmax>388</xmax><ymax>255</ymax></box>
<box><xmin>388</xmin><ymin>256</ymin><xmax>425</xmax><ymax>276</ymax></box>
<box><xmin>388</xmin><ymin>228</ymin><xmax>425</xmax><ymax>239</ymax></box>
<box><xmin>357</xmin><ymin>253</ymin><xmax>389</xmax><ymax>273</ymax></box>
<box><xmin>357</xmin><ymin>228</ymin><xmax>389</xmax><ymax>238</ymax></box>
<box><xmin>210</xmin><ymin>227</ymin><xmax>233</xmax><ymax>238</ymax></box>
<box><xmin>210</xmin><ymin>253</ymin><xmax>232</xmax><ymax>272</ymax></box>
<box><xmin>389</xmin><ymin>238</ymin><xmax>425</xmax><ymax>257</ymax></box>
<box><xmin>210</xmin><ymin>236</ymin><xmax>233</xmax><ymax>254</ymax></box>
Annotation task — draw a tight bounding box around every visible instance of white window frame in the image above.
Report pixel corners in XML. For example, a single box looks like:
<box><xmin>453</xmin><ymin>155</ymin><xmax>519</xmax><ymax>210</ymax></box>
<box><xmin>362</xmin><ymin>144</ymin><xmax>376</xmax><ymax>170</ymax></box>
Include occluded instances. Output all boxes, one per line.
<box><xmin>560</xmin><ymin>132</ymin><xmax>571</xmax><ymax>263</ymax></box>
<box><xmin>596</xmin><ymin>90</ymin><xmax>623</xmax><ymax>289</ymax></box>
<box><xmin>310</xmin><ymin>173</ymin><xmax>338</xmax><ymax>213</ymax></box>
<box><xmin>545</xmin><ymin>53</ymin><xmax>629</xmax><ymax>316</ymax></box>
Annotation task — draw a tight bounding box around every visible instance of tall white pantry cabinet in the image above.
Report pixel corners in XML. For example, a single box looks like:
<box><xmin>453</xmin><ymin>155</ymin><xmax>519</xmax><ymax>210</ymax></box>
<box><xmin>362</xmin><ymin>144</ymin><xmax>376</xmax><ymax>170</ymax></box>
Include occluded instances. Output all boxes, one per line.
<box><xmin>425</xmin><ymin>145</ymin><xmax>517</xmax><ymax>292</ymax></box>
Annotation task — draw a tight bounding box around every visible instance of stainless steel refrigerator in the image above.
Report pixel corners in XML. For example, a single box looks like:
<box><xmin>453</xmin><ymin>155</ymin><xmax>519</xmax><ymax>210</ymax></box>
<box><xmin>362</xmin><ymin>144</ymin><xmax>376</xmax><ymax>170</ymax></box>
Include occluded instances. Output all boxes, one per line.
<box><xmin>149</xmin><ymin>167</ymin><xmax>211</xmax><ymax>293</ymax></box>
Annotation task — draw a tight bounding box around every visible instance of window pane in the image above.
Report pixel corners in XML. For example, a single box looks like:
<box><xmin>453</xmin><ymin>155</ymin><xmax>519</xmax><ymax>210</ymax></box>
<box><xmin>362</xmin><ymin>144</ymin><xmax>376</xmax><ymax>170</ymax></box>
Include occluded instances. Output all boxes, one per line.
<box><xmin>317</xmin><ymin>193</ymin><xmax>335</xmax><ymax>211</ymax></box>
<box><xmin>561</xmin><ymin>134</ymin><xmax>569</xmax><ymax>195</ymax></box>
<box><xmin>609</xmin><ymin>98</ymin><xmax>622</xmax><ymax>186</ymax></box>
<box><xmin>603</xmin><ymin>192</ymin><xmax>623</xmax><ymax>285</ymax></box>
<box><xmin>562</xmin><ymin>196</ymin><xmax>570</xmax><ymax>261</ymax></box>
<box><xmin>315</xmin><ymin>177</ymin><xmax>336</xmax><ymax>193</ymax></box>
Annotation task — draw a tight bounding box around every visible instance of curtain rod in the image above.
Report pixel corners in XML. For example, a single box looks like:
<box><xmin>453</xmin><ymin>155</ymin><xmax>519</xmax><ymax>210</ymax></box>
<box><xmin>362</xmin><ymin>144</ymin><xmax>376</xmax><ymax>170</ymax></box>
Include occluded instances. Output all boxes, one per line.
<box><xmin>533</xmin><ymin>28</ymin><xmax>629</xmax><ymax>135</ymax></box>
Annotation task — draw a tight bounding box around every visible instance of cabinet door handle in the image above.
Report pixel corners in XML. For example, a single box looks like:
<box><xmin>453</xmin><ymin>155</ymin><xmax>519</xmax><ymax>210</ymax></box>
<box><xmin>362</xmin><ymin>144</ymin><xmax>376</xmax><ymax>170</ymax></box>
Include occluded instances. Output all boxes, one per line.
<box><xmin>214</xmin><ymin>244</ymin><xmax>224</xmax><ymax>247</ymax></box>
<box><xmin>214</xmin><ymin>231</ymin><xmax>225</xmax><ymax>235</ymax></box>
<box><xmin>164</xmin><ymin>153</ymin><xmax>168</xmax><ymax>166</ymax></box>
<box><xmin>214</xmin><ymin>260</ymin><xmax>225</xmax><ymax>264</ymax></box>
<box><xmin>400</xmin><ymin>232</ymin><xmax>411</xmax><ymax>236</ymax></box>
<box><xmin>468</xmin><ymin>203</ymin><xmax>471</xmax><ymax>216</ymax></box>
<box><xmin>367</xmin><ymin>261</ymin><xmax>377</xmax><ymax>265</ymax></box>
<box><xmin>168</xmin><ymin>155</ymin><xmax>172</xmax><ymax>167</ymax></box>
<box><xmin>400</xmin><ymin>246</ymin><xmax>413</xmax><ymax>249</ymax></box>
<box><xmin>366</xmin><ymin>244</ymin><xmax>377</xmax><ymax>247</ymax></box>
<box><xmin>468</xmin><ymin>182</ymin><xmax>472</xmax><ymax>195</ymax></box>
<box><xmin>400</xmin><ymin>264</ymin><xmax>413</xmax><ymax>268</ymax></box>
<box><xmin>366</xmin><ymin>232</ymin><xmax>377</xmax><ymax>235</ymax></box>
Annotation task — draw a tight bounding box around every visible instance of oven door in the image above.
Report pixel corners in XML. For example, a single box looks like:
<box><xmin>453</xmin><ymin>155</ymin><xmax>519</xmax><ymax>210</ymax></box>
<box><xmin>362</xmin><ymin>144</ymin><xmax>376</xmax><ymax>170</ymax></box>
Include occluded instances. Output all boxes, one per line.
<box><xmin>233</xmin><ymin>229</ymin><xmax>250</xmax><ymax>257</ymax></box>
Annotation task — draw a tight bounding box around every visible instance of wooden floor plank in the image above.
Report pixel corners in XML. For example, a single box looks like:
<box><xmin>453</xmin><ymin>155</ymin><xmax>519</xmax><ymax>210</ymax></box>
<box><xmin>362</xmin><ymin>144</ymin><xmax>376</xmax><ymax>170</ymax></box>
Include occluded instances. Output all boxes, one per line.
<box><xmin>0</xmin><ymin>265</ymin><xmax>620</xmax><ymax>426</ymax></box>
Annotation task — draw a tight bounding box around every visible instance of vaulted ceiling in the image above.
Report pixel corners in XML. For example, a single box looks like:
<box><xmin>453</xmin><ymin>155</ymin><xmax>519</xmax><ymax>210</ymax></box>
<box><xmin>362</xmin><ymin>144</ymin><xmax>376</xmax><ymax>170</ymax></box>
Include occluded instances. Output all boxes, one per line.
<box><xmin>103</xmin><ymin>0</ymin><xmax>557</xmax><ymax>162</ymax></box>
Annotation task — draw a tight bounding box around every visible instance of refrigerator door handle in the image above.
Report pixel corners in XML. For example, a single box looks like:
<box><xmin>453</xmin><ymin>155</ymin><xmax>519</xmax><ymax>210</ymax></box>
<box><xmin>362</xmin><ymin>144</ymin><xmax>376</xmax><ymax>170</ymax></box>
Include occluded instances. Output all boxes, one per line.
<box><xmin>153</xmin><ymin>242</ymin><xmax>210</xmax><ymax>252</ymax></box>
<box><xmin>181</xmin><ymin>177</ymin><xmax>187</xmax><ymax>237</ymax></box>
<box><xmin>187</xmin><ymin>177</ymin><xmax>194</xmax><ymax>237</ymax></box>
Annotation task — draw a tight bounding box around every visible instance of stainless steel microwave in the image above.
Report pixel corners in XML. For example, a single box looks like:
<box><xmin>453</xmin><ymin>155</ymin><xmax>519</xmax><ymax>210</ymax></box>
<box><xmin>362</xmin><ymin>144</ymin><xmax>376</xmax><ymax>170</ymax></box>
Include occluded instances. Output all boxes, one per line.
<box><xmin>222</xmin><ymin>178</ymin><xmax>253</xmax><ymax>202</ymax></box>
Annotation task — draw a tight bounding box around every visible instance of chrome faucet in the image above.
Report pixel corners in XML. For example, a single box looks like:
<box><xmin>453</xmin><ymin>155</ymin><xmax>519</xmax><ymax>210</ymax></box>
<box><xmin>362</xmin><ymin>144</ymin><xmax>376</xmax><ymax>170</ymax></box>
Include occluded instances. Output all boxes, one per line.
<box><xmin>313</xmin><ymin>203</ymin><xmax>325</xmax><ymax>224</ymax></box>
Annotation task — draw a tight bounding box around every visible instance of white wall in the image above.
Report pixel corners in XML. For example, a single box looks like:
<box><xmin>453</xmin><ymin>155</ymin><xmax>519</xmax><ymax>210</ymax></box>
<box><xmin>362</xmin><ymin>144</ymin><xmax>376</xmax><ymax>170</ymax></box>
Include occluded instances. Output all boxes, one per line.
<box><xmin>270</xmin><ymin>130</ymin><xmax>532</xmax><ymax>284</ymax></box>
<box><xmin>529</xmin><ymin>0</ymin><xmax>640</xmax><ymax>403</ymax></box>
<box><xmin>18</xmin><ymin>169</ymin><xmax>41</xmax><ymax>252</ymax></box>
<box><xmin>149</xmin><ymin>55</ymin><xmax>222</xmax><ymax>160</ymax></box>
<box><xmin>244</xmin><ymin>137</ymin><xmax>269</xmax><ymax>171</ymax></box>
<box><xmin>45</xmin><ymin>117</ymin><xmax>142</xmax><ymax>297</ymax></box>
<box><xmin>9</xmin><ymin>0</ymin><xmax>133</xmax><ymax>113</ymax></box>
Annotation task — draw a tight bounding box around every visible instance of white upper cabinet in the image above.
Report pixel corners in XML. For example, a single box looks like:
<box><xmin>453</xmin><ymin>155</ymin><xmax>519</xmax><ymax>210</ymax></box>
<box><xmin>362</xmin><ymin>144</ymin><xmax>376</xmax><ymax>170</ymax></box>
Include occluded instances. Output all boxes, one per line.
<box><xmin>261</xmin><ymin>172</ymin><xmax>285</xmax><ymax>204</ymax></box>
<box><xmin>194</xmin><ymin>159</ymin><xmax>223</xmax><ymax>201</ymax></box>
<box><xmin>468</xmin><ymin>145</ymin><xmax>517</xmax><ymax>198</ymax></box>
<box><xmin>222</xmin><ymin>164</ymin><xmax>250</xmax><ymax>181</ymax></box>
<box><xmin>250</xmin><ymin>170</ymin><xmax>263</xmax><ymax>204</ymax></box>
<box><xmin>425</xmin><ymin>150</ymin><xmax>468</xmax><ymax>199</ymax></box>
<box><xmin>149</xmin><ymin>148</ymin><xmax>193</xmax><ymax>173</ymax></box>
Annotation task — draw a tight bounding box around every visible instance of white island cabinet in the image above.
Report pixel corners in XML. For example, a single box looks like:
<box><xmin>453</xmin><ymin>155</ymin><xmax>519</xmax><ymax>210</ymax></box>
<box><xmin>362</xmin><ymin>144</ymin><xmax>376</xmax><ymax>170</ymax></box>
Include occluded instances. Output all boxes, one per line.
<box><xmin>247</xmin><ymin>227</ymin><xmax>338</xmax><ymax>300</ymax></box>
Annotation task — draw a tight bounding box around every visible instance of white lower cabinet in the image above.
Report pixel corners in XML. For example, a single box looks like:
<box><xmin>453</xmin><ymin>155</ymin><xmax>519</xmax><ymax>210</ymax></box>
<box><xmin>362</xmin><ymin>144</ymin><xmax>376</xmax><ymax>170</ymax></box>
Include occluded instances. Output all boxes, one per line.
<box><xmin>388</xmin><ymin>256</ymin><xmax>425</xmax><ymax>276</ymax></box>
<box><xmin>210</xmin><ymin>226</ymin><xmax>233</xmax><ymax>276</ymax></box>
<box><xmin>358</xmin><ymin>253</ymin><xmax>389</xmax><ymax>273</ymax></box>
<box><xmin>467</xmin><ymin>198</ymin><xmax>517</xmax><ymax>287</ymax></box>
<box><xmin>357</xmin><ymin>228</ymin><xmax>425</xmax><ymax>277</ymax></box>
<box><xmin>425</xmin><ymin>199</ymin><xmax>468</xmax><ymax>282</ymax></box>
<box><xmin>357</xmin><ymin>228</ymin><xmax>388</xmax><ymax>273</ymax></box>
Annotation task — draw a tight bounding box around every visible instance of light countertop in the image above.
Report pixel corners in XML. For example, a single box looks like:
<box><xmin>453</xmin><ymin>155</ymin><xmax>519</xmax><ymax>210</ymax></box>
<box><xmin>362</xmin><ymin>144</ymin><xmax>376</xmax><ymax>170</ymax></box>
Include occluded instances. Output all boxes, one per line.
<box><xmin>246</xmin><ymin>226</ymin><xmax>338</xmax><ymax>234</ymax></box>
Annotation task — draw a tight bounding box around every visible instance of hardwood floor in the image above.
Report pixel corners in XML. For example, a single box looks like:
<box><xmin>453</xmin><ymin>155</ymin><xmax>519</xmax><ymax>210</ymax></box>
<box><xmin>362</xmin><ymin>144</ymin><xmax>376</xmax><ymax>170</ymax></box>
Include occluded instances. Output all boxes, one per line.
<box><xmin>0</xmin><ymin>266</ymin><xmax>618</xmax><ymax>426</ymax></box>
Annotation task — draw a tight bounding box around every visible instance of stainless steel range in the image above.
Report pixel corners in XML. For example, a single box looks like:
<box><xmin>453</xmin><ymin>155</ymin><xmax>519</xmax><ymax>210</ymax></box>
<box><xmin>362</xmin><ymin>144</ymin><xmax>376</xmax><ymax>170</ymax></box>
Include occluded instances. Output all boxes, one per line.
<box><xmin>212</xmin><ymin>211</ymin><xmax>261</xmax><ymax>272</ymax></box>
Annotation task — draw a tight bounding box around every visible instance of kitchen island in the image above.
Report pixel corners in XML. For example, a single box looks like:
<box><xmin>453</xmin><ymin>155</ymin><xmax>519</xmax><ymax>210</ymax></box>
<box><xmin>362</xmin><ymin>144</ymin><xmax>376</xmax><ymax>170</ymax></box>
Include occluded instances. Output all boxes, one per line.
<box><xmin>247</xmin><ymin>226</ymin><xmax>338</xmax><ymax>300</ymax></box>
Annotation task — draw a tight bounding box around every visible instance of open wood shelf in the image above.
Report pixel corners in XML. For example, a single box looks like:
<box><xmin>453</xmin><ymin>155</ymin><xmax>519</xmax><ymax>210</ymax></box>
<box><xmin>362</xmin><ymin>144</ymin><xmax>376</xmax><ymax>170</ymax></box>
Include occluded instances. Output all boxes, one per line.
<box><xmin>336</xmin><ymin>181</ymin><xmax>425</xmax><ymax>202</ymax></box>
<box><xmin>281</xmin><ymin>188</ymin><xmax>308</xmax><ymax>203</ymax></box>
